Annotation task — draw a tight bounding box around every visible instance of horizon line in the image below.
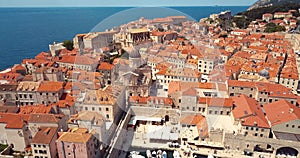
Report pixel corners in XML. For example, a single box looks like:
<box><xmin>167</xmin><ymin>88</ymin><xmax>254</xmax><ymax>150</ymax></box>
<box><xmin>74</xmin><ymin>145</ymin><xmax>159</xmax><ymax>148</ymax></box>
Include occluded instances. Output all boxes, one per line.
<box><xmin>0</xmin><ymin>5</ymin><xmax>251</xmax><ymax>8</ymax></box>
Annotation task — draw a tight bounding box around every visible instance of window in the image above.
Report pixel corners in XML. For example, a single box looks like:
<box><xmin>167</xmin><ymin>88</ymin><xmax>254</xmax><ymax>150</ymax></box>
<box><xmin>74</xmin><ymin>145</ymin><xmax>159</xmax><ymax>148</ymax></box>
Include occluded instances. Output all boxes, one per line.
<box><xmin>43</xmin><ymin>145</ymin><xmax>46</xmax><ymax>148</ymax></box>
<box><xmin>286</xmin><ymin>124</ymin><xmax>289</xmax><ymax>127</ymax></box>
<box><xmin>254</xmin><ymin>133</ymin><xmax>258</xmax><ymax>136</ymax></box>
<box><xmin>209</xmin><ymin>110</ymin><xmax>212</xmax><ymax>114</ymax></box>
<box><xmin>92</xmin><ymin>107</ymin><xmax>95</xmax><ymax>111</ymax></box>
<box><xmin>260</xmin><ymin>134</ymin><xmax>263</xmax><ymax>137</ymax></box>
<box><xmin>85</xmin><ymin>107</ymin><xmax>88</xmax><ymax>110</ymax></box>
<box><xmin>292</xmin><ymin>125</ymin><xmax>295</xmax><ymax>128</ymax></box>
<box><xmin>106</xmin><ymin>108</ymin><xmax>109</xmax><ymax>111</ymax></box>
<box><xmin>99</xmin><ymin>107</ymin><xmax>101</xmax><ymax>111</ymax></box>
<box><xmin>214</xmin><ymin>111</ymin><xmax>218</xmax><ymax>114</ymax></box>
<box><xmin>106</xmin><ymin>114</ymin><xmax>109</xmax><ymax>119</ymax></box>
<box><xmin>34</xmin><ymin>150</ymin><xmax>38</xmax><ymax>153</ymax></box>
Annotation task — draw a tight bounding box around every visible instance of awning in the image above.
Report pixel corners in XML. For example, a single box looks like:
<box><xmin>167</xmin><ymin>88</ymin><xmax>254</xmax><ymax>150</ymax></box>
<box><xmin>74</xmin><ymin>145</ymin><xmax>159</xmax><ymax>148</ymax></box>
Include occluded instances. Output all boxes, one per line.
<box><xmin>128</xmin><ymin>116</ymin><xmax>162</xmax><ymax>125</ymax></box>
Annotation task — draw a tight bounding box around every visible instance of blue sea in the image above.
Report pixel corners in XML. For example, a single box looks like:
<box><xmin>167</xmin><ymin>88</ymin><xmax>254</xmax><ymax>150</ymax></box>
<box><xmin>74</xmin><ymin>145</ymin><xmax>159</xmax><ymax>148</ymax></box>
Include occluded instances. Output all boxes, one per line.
<box><xmin>0</xmin><ymin>6</ymin><xmax>248</xmax><ymax>70</ymax></box>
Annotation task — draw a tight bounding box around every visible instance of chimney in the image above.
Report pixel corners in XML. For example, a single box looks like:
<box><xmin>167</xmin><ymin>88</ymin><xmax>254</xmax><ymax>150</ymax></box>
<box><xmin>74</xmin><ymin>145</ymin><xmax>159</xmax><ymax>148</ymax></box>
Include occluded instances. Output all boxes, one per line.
<box><xmin>254</xmin><ymin>122</ymin><xmax>257</xmax><ymax>126</ymax></box>
<box><xmin>289</xmin><ymin>108</ymin><xmax>294</xmax><ymax>113</ymax></box>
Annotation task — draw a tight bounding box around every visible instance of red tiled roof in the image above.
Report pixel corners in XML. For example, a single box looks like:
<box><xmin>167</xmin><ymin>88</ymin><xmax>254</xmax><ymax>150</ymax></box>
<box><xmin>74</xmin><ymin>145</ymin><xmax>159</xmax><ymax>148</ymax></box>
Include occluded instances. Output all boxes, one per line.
<box><xmin>182</xmin><ymin>88</ymin><xmax>197</xmax><ymax>96</ymax></box>
<box><xmin>180</xmin><ymin>114</ymin><xmax>205</xmax><ymax>125</ymax></box>
<box><xmin>0</xmin><ymin>113</ymin><xmax>28</xmax><ymax>129</ymax></box>
<box><xmin>59</xmin><ymin>55</ymin><xmax>98</xmax><ymax>65</ymax></box>
<box><xmin>180</xmin><ymin>114</ymin><xmax>208</xmax><ymax>138</ymax></box>
<box><xmin>227</xmin><ymin>80</ymin><xmax>256</xmax><ymax>88</ymax></box>
<box><xmin>37</xmin><ymin>81</ymin><xmax>64</xmax><ymax>92</ymax></box>
<box><xmin>207</xmin><ymin>98</ymin><xmax>233</xmax><ymax>107</ymax></box>
<box><xmin>129</xmin><ymin>96</ymin><xmax>173</xmax><ymax>105</ymax></box>
<box><xmin>232</xmin><ymin>95</ymin><xmax>270</xmax><ymax>128</ymax></box>
<box><xmin>97</xmin><ymin>62</ymin><xmax>114</xmax><ymax>71</ymax></box>
<box><xmin>31</xmin><ymin>127</ymin><xmax>58</xmax><ymax>144</ymax></box>
<box><xmin>11</xmin><ymin>65</ymin><xmax>26</xmax><ymax>72</ymax></box>
<box><xmin>28</xmin><ymin>114</ymin><xmax>63</xmax><ymax>123</ymax></box>
<box><xmin>35</xmin><ymin>52</ymin><xmax>50</xmax><ymax>60</ymax></box>
<box><xmin>19</xmin><ymin>105</ymin><xmax>53</xmax><ymax>114</ymax></box>
<box><xmin>168</xmin><ymin>81</ymin><xmax>181</xmax><ymax>95</ymax></box>
<box><xmin>264</xmin><ymin>100</ymin><xmax>300</xmax><ymax>126</ymax></box>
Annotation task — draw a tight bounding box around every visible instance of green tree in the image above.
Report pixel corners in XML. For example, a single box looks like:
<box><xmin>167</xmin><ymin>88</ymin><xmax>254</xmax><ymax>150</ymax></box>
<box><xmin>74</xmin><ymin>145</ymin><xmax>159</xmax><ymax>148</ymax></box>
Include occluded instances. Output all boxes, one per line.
<box><xmin>264</xmin><ymin>23</ymin><xmax>286</xmax><ymax>33</ymax></box>
<box><xmin>232</xmin><ymin>16</ymin><xmax>250</xmax><ymax>29</ymax></box>
<box><xmin>63</xmin><ymin>40</ymin><xmax>74</xmax><ymax>51</ymax></box>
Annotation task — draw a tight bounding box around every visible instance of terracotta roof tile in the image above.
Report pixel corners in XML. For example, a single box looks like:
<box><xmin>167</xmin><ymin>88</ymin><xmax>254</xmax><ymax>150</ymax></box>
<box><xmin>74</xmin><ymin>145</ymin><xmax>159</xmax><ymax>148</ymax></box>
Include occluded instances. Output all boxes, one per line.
<box><xmin>57</xmin><ymin>128</ymin><xmax>92</xmax><ymax>143</ymax></box>
<box><xmin>97</xmin><ymin>62</ymin><xmax>114</xmax><ymax>71</ymax></box>
<box><xmin>207</xmin><ymin>98</ymin><xmax>233</xmax><ymax>107</ymax></box>
<box><xmin>232</xmin><ymin>95</ymin><xmax>270</xmax><ymax>128</ymax></box>
<box><xmin>28</xmin><ymin>114</ymin><xmax>63</xmax><ymax>123</ymax></box>
<box><xmin>31</xmin><ymin>127</ymin><xmax>58</xmax><ymax>144</ymax></box>
<box><xmin>0</xmin><ymin>113</ymin><xmax>28</xmax><ymax>129</ymax></box>
<box><xmin>19</xmin><ymin>105</ymin><xmax>53</xmax><ymax>114</ymax></box>
<box><xmin>59</xmin><ymin>55</ymin><xmax>98</xmax><ymax>65</ymax></box>
<box><xmin>264</xmin><ymin>100</ymin><xmax>300</xmax><ymax>126</ymax></box>
<box><xmin>37</xmin><ymin>81</ymin><xmax>64</xmax><ymax>92</ymax></box>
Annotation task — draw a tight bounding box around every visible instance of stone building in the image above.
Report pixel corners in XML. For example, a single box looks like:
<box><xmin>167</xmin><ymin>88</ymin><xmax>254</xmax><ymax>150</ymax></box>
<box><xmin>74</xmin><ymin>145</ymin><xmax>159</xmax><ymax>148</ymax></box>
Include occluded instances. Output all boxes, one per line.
<box><xmin>83</xmin><ymin>31</ymin><xmax>116</xmax><ymax>50</ymax></box>
<box><xmin>232</xmin><ymin>95</ymin><xmax>271</xmax><ymax>138</ymax></box>
<box><xmin>56</xmin><ymin>128</ymin><xmax>96</xmax><ymax>158</ymax></box>
<box><xmin>126</xmin><ymin>66</ymin><xmax>152</xmax><ymax>97</ymax></box>
<box><xmin>114</xmin><ymin>28</ymin><xmax>150</xmax><ymax>47</ymax></box>
<box><xmin>129</xmin><ymin>96</ymin><xmax>173</xmax><ymax>109</ymax></box>
<box><xmin>264</xmin><ymin>100</ymin><xmax>300</xmax><ymax>141</ymax></box>
<box><xmin>0</xmin><ymin>114</ymin><xmax>30</xmax><ymax>152</ymax></box>
<box><xmin>16</xmin><ymin>81</ymin><xmax>40</xmax><ymax>106</ymax></box>
<box><xmin>36</xmin><ymin>81</ymin><xmax>64</xmax><ymax>104</ymax></box>
<box><xmin>28</xmin><ymin>114</ymin><xmax>68</xmax><ymax>138</ymax></box>
<box><xmin>97</xmin><ymin>62</ymin><xmax>115</xmax><ymax>85</ymax></box>
<box><xmin>68</xmin><ymin>111</ymin><xmax>108</xmax><ymax>157</ymax></box>
<box><xmin>81</xmin><ymin>86</ymin><xmax>126</xmax><ymax>123</ymax></box>
<box><xmin>31</xmin><ymin>127</ymin><xmax>58</xmax><ymax>158</ymax></box>
<box><xmin>57</xmin><ymin>55</ymin><xmax>98</xmax><ymax>72</ymax></box>
<box><xmin>0</xmin><ymin>84</ymin><xmax>18</xmax><ymax>106</ymax></box>
<box><xmin>32</xmin><ymin>67</ymin><xmax>64</xmax><ymax>82</ymax></box>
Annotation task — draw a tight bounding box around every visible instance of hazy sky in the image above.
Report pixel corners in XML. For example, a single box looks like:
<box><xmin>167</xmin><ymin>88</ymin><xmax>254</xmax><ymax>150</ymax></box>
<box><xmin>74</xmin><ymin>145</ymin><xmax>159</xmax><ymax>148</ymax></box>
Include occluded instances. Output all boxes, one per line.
<box><xmin>0</xmin><ymin>0</ymin><xmax>257</xmax><ymax>7</ymax></box>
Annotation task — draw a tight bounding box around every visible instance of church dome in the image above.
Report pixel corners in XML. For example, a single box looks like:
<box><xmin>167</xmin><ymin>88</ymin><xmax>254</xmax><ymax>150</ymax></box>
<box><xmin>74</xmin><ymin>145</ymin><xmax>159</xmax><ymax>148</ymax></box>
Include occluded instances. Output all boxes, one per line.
<box><xmin>259</xmin><ymin>69</ymin><xmax>269</xmax><ymax>78</ymax></box>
